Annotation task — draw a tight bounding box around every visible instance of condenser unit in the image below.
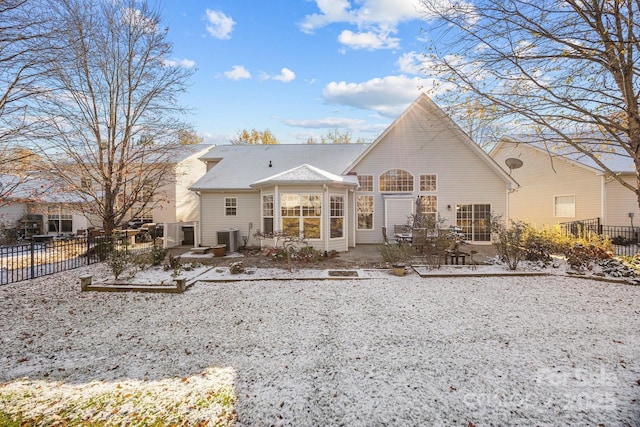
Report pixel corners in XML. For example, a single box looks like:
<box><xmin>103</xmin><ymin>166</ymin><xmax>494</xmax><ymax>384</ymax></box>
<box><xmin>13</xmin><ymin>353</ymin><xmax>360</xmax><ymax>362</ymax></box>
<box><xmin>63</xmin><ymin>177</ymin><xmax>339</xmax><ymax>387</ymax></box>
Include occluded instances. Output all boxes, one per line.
<box><xmin>217</xmin><ymin>228</ymin><xmax>239</xmax><ymax>252</ymax></box>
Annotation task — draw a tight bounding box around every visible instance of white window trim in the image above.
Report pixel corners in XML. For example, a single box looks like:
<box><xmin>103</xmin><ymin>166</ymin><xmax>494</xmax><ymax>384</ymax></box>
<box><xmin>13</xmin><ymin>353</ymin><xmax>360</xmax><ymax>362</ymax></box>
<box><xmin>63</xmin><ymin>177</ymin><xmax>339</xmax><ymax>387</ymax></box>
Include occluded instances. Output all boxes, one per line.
<box><xmin>554</xmin><ymin>194</ymin><xmax>576</xmax><ymax>218</ymax></box>
<box><xmin>224</xmin><ymin>197</ymin><xmax>237</xmax><ymax>216</ymax></box>
<box><xmin>356</xmin><ymin>194</ymin><xmax>375</xmax><ymax>231</ymax></box>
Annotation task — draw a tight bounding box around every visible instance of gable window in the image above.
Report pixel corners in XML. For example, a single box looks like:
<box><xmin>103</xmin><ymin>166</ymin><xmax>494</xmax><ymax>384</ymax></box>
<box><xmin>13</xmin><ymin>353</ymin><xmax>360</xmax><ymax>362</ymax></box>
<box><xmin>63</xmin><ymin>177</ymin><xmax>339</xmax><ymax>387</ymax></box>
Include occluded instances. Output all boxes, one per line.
<box><xmin>225</xmin><ymin>197</ymin><xmax>237</xmax><ymax>216</ymax></box>
<box><xmin>356</xmin><ymin>195</ymin><xmax>374</xmax><ymax>230</ymax></box>
<box><xmin>330</xmin><ymin>195</ymin><xmax>344</xmax><ymax>238</ymax></box>
<box><xmin>380</xmin><ymin>169</ymin><xmax>413</xmax><ymax>192</ymax></box>
<box><xmin>281</xmin><ymin>193</ymin><xmax>321</xmax><ymax>239</ymax></box>
<box><xmin>554</xmin><ymin>195</ymin><xmax>575</xmax><ymax>217</ymax></box>
<box><xmin>357</xmin><ymin>175</ymin><xmax>373</xmax><ymax>191</ymax></box>
<box><xmin>420</xmin><ymin>174</ymin><xmax>437</xmax><ymax>191</ymax></box>
<box><xmin>262</xmin><ymin>194</ymin><xmax>274</xmax><ymax>234</ymax></box>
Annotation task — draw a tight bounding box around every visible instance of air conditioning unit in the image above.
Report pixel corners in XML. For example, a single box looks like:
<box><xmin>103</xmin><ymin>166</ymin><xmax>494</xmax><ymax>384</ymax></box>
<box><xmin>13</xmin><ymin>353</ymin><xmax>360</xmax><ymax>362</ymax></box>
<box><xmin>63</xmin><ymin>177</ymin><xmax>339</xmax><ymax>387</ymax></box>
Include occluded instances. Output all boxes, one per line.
<box><xmin>217</xmin><ymin>228</ymin><xmax>239</xmax><ymax>252</ymax></box>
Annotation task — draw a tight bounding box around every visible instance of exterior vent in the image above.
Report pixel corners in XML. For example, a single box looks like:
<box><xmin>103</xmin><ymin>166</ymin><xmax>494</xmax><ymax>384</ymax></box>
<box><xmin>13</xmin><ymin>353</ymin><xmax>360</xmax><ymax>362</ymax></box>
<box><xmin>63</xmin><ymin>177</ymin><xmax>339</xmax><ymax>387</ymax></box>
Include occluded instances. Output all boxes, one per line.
<box><xmin>217</xmin><ymin>228</ymin><xmax>239</xmax><ymax>252</ymax></box>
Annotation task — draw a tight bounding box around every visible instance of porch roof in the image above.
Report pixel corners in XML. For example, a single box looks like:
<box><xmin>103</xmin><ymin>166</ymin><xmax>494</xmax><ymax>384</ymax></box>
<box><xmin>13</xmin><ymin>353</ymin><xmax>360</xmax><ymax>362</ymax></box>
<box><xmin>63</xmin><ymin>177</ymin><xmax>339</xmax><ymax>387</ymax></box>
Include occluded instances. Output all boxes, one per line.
<box><xmin>250</xmin><ymin>164</ymin><xmax>359</xmax><ymax>188</ymax></box>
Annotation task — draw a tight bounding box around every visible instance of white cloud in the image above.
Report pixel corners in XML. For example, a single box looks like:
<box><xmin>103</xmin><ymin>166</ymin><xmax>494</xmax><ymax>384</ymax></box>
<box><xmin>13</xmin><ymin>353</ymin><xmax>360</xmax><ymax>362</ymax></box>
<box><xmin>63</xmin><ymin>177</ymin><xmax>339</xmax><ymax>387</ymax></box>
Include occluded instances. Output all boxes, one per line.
<box><xmin>223</xmin><ymin>65</ymin><xmax>251</xmax><ymax>80</ymax></box>
<box><xmin>271</xmin><ymin>68</ymin><xmax>296</xmax><ymax>83</ymax></box>
<box><xmin>300</xmin><ymin>0</ymin><xmax>425</xmax><ymax>32</ymax></box>
<box><xmin>338</xmin><ymin>30</ymin><xmax>399</xmax><ymax>50</ymax></box>
<box><xmin>163</xmin><ymin>58</ymin><xmax>196</xmax><ymax>68</ymax></box>
<box><xmin>322</xmin><ymin>75</ymin><xmax>424</xmax><ymax>117</ymax></box>
<box><xmin>396</xmin><ymin>51</ymin><xmax>425</xmax><ymax>74</ymax></box>
<box><xmin>284</xmin><ymin>117</ymin><xmax>365</xmax><ymax>129</ymax></box>
<box><xmin>299</xmin><ymin>0</ymin><xmax>449</xmax><ymax>51</ymax></box>
<box><xmin>205</xmin><ymin>9</ymin><xmax>235</xmax><ymax>39</ymax></box>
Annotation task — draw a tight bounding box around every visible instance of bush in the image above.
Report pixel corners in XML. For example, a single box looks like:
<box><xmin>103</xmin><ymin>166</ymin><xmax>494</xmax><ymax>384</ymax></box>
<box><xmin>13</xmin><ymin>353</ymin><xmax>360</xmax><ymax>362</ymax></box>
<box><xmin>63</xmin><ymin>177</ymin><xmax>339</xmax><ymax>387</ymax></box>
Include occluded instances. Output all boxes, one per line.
<box><xmin>565</xmin><ymin>242</ymin><xmax>611</xmax><ymax>272</ymax></box>
<box><xmin>378</xmin><ymin>243</ymin><xmax>412</xmax><ymax>266</ymax></box>
<box><xmin>109</xmin><ymin>247</ymin><xmax>131</xmax><ymax>280</ymax></box>
<box><xmin>492</xmin><ymin>218</ymin><xmax>526</xmax><ymax>270</ymax></box>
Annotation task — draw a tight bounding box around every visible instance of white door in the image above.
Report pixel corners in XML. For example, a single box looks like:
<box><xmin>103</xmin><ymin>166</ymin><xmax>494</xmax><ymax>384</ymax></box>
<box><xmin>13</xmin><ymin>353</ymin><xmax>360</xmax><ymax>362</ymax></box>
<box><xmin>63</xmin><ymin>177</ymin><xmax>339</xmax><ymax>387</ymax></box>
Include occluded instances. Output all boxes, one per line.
<box><xmin>384</xmin><ymin>197</ymin><xmax>414</xmax><ymax>231</ymax></box>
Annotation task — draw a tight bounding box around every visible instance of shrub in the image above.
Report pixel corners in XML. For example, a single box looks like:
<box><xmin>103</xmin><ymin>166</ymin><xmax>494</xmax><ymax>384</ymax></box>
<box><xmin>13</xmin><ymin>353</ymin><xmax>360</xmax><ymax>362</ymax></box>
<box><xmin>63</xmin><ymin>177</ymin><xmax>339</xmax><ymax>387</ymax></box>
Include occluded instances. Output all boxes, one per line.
<box><xmin>109</xmin><ymin>247</ymin><xmax>131</xmax><ymax>280</ymax></box>
<box><xmin>378</xmin><ymin>243</ymin><xmax>412</xmax><ymax>266</ymax></box>
<box><xmin>492</xmin><ymin>218</ymin><xmax>526</xmax><ymax>270</ymax></box>
<box><xmin>229</xmin><ymin>261</ymin><xmax>244</xmax><ymax>274</ymax></box>
<box><xmin>292</xmin><ymin>246</ymin><xmax>323</xmax><ymax>262</ymax></box>
<box><xmin>565</xmin><ymin>242</ymin><xmax>611</xmax><ymax>272</ymax></box>
<box><xmin>149</xmin><ymin>244</ymin><xmax>168</xmax><ymax>266</ymax></box>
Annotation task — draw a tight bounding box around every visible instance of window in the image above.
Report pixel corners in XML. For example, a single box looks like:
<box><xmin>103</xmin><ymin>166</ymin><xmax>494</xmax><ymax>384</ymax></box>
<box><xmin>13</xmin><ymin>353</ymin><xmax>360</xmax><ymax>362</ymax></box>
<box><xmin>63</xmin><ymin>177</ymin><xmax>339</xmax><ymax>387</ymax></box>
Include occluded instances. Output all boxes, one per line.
<box><xmin>456</xmin><ymin>204</ymin><xmax>491</xmax><ymax>242</ymax></box>
<box><xmin>48</xmin><ymin>213</ymin><xmax>73</xmax><ymax>233</ymax></box>
<box><xmin>262</xmin><ymin>194</ymin><xmax>274</xmax><ymax>234</ymax></box>
<box><xmin>380</xmin><ymin>169</ymin><xmax>413</xmax><ymax>192</ymax></box>
<box><xmin>225</xmin><ymin>197</ymin><xmax>237</xmax><ymax>216</ymax></box>
<box><xmin>356</xmin><ymin>195</ymin><xmax>374</xmax><ymax>230</ymax></box>
<box><xmin>554</xmin><ymin>195</ymin><xmax>575</xmax><ymax>217</ymax></box>
<box><xmin>357</xmin><ymin>175</ymin><xmax>373</xmax><ymax>191</ymax></box>
<box><xmin>281</xmin><ymin>193</ymin><xmax>321</xmax><ymax>238</ymax></box>
<box><xmin>420</xmin><ymin>174</ymin><xmax>437</xmax><ymax>191</ymax></box>
<box><xmin>419</xmin><ymin>195</ymin><xmax>437</xmax><ymax>224</ymax></box>
<box><xmin>330</xmin><ymin>195</ymin><xmax>344</xmax><ymax>238</ymax></box>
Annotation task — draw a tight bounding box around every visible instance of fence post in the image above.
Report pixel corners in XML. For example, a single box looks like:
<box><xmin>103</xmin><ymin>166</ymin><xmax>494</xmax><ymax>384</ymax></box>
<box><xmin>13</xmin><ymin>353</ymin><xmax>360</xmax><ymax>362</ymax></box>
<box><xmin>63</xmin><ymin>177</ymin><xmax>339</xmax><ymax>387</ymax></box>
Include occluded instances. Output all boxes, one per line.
<box><xmin>87</xmin><ymin>235</ymin><xmax>92</xmax><ymax>265</ymax></box>
<box><xmin>30</xmin><ymin>240</ymin><xmax>35</xmax><ymax>279</ymax></box>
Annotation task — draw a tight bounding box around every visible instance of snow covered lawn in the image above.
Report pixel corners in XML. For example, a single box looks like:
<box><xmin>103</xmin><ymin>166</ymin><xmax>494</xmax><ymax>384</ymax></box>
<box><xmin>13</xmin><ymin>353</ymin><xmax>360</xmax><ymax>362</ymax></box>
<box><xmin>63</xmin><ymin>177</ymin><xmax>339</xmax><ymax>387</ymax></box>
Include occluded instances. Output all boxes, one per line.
<box><xmin>1</xmin><ymin>264</ymin><xmax>639</xmax><ymax>426</ymax></box>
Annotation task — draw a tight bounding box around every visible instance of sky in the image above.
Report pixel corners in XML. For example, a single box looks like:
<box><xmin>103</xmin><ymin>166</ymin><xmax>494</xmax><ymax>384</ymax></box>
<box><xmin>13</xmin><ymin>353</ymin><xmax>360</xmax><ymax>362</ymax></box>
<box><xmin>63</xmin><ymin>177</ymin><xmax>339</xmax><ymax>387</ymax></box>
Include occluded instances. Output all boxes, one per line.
<box><xmin>158</xmin><ymin>0</ymin><xmax>442</xmax><ymax>145</ymax></box>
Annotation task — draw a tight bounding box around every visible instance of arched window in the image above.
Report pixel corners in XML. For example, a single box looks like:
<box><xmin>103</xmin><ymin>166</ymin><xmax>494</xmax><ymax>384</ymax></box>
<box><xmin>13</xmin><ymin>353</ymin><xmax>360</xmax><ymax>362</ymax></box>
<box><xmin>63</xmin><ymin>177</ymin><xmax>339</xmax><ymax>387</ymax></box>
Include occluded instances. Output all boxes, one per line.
<box><xmin>379</xmin><ymin>169</ymin><xmax>413</xmax><ymax>192</ymax></box>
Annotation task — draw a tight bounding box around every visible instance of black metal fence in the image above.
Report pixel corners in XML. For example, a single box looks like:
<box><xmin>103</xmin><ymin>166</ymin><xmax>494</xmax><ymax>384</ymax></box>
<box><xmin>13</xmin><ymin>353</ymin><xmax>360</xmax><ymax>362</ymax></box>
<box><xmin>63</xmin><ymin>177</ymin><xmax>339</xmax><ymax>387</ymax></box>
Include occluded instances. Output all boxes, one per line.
<box><xmin>560</xmin><ymin>218</ymin><xmax>640</xmax><ymax>257</ymax></box>
<box><xmin>0</xmin><ymin>235</ymin><xmax>155</xmax><ymax>286</ymax></box>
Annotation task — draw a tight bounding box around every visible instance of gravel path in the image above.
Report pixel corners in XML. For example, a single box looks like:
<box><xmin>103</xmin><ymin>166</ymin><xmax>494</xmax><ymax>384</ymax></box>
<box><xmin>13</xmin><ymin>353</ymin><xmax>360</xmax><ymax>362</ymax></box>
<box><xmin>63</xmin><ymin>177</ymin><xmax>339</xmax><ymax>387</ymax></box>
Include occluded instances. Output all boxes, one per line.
<box><xmin>1</xmin><ymin>265</ymin><xmax>639</xmax><ymax>426</ymax></box>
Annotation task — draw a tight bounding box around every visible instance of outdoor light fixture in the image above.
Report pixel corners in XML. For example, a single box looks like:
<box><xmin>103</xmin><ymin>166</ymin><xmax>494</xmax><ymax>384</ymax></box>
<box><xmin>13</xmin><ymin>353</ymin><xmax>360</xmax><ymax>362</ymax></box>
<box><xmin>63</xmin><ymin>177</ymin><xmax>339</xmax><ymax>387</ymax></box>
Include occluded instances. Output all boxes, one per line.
<box><xmin>447</xmin><ymin>205</ymin><xmax>451</xmax><ymax>210</ymax></box>
<box><xmin>269</xmin><ymin>160</ymin><xmax>272</xmax><ymax>167</ymax></box>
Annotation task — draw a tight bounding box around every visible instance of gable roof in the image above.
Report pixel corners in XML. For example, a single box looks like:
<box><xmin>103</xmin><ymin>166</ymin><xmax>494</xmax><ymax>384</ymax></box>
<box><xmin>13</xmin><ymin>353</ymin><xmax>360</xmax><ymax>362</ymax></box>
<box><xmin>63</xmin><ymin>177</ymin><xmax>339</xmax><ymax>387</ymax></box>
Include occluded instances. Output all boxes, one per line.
<box><xmin>345</xmin><ymin>93</ymin><xmax>519</xmax><ymax>189</ymax></box>
<box><xmin>191</xmin><ymin>144</ymin><xmax>367</xmax><ymax>191</ymax></box>
<box><xmin>251</xmin><ymin>164</ymin><xmax>359</xmax><ymax>188</ymax></box>
<box><xmin>492</xmin><ymin>136</ymin><xmax>634</xmax><ymax>174</ymax></box>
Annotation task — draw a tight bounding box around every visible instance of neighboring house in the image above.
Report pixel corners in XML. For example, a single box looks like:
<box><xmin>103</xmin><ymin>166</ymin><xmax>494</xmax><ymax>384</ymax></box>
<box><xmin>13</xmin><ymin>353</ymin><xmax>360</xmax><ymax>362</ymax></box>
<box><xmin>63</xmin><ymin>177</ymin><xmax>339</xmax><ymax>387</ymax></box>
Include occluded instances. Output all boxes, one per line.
<box><xmin>190</xmin><ymin>94</ymin><xmax>517</xmax><ymax>251</ymax></box>
<box><xmin>142</xmin><ymin>144</ymin><xmax>213</xmax><ymax>224</ymax></box>
<box><xmin>0</xmin><ymin>174</ymin><xmax>100</xmax><ymax>238</ymax></box>
<box><xmin>490</xmin><ymin>137</ymin><xmax>639</xmax><ymax>228</ymax></box>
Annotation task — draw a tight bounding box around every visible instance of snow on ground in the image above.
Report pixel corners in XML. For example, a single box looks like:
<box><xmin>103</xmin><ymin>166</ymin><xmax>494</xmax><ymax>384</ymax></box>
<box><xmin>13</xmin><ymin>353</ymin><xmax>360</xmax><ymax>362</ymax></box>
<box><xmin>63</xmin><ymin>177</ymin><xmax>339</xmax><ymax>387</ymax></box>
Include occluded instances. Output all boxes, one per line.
<box><xmin>1</xmin><ymin>264</ymin><xmax>639</xmax><ymax>426</ymax></box>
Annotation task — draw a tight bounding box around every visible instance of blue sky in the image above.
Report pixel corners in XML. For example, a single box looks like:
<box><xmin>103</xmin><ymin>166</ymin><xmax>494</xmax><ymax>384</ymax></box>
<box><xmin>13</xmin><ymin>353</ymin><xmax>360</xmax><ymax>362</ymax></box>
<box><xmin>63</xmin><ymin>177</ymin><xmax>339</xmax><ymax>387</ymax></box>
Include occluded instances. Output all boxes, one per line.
<box><xmin>159</xmin><ymin>1</ymin><xmax>442</xmax><ymax>145</ymax></box>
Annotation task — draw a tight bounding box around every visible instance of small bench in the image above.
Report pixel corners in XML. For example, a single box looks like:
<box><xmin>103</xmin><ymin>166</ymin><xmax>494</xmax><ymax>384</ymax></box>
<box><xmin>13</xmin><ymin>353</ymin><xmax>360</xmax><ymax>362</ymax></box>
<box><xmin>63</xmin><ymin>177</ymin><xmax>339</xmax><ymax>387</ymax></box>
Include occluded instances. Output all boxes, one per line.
<box><xmin>445</xmin><ymin>250</ymin><xmax>468</xmax><ymax>265</ymax></box>
<box><xmin>191</xmin><ymin>246</ymin><xmax>211</xmax><ymax>255</ymax></box>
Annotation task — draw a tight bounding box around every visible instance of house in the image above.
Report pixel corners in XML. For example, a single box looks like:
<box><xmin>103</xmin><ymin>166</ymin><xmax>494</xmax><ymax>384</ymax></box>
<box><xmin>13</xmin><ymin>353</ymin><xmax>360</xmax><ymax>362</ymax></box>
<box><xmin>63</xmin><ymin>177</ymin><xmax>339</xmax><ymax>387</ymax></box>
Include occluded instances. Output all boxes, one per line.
<box><xmin>190</xmin><ymin>94</ymin><xmax>517</xmax><ymax>251</ymax></box>
<box><xmin>490</xmin><ymin>137</ymin><xmax>639</xmax><ymax>228</ymax></box>
<box><xmin>0</xmin><ymin>174</ymin><xmax>100</xmax><ymax>239</ymax></box>
<box><xmin>141</xmin><ymin>144</ymin><xmax>213</xmax><ymax>225</ymax></box>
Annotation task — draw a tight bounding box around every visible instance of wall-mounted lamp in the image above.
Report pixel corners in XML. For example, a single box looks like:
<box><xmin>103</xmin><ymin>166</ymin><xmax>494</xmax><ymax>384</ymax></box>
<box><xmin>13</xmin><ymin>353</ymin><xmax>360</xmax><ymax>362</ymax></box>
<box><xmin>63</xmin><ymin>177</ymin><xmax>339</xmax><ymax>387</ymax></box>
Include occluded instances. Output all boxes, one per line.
<box><xmin>447</xmin><ymin>205</ymin><xmax>452</xmax><ymax>211</ymax></box>
<box><xmin>268</xmin><ymin>160</ymin><xmax>272</xmax><ymax>167</ymax></box>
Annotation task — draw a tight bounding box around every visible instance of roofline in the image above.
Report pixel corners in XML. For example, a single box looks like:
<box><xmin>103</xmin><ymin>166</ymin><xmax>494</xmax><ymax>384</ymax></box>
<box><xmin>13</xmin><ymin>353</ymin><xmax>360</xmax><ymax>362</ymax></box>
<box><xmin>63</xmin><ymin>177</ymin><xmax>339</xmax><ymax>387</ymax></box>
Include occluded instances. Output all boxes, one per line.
<box><xmin>345</xmin><ymin>94</ymin><xmax>519</xmax><ymax>189</ymax></box>
<box><xmin>493</xmin><ymin>136</ymin><xmax>604</xmax><ymax>175</ymax></box>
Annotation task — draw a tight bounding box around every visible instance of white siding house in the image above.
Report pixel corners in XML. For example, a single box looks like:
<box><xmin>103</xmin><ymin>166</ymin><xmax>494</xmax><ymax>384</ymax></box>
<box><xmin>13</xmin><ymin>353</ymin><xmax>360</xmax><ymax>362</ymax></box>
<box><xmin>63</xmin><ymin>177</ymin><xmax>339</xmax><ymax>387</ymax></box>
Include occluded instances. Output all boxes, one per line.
<box><xmin>190</xmin><ymin>94</ymin><xmax>517</xmax><ymax>251</ymax></box>
<box><xmin>490</xmin><ymin>138</ymin><xmax>639</xmax><ymax>228</ymax></box>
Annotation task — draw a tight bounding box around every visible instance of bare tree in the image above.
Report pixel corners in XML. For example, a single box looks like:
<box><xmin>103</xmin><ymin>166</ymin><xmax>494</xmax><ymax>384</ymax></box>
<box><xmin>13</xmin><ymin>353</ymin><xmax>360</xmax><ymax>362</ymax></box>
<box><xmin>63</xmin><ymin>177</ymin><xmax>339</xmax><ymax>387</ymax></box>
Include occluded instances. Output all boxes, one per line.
<box><xmin>0</xmin><ymin>0</ymin><xmax>53</xmax><ymax>203</ymax></box>
<box><xmin>305</xmin><ymin>129</ymin><xmax>368</xmax><ymax>144</ymax></box>
<box><xmin>231</xmin><ymin>128</ymin><xmax>279</xmax><ymax>145</ymax></box>
<box><xmin>36</xmin><ymin>0</ymin><xmax>194</xmax><ymax>234</ymax></box>
<box><xmin>419</xmin><ymin>0</ymin><xmax>640</xmax><ymax>204</ymax></box>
